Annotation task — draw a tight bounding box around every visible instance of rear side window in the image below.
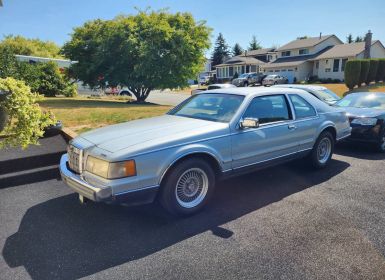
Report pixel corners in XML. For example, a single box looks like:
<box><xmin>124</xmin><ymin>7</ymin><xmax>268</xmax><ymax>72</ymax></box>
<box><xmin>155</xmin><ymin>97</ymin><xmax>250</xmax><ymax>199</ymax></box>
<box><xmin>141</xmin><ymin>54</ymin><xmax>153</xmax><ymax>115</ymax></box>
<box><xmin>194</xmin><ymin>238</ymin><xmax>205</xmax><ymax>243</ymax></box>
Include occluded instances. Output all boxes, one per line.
<box><xmin>243</xmin><ymin>95</ymin><xmax>291</xmax><ymax>124</ymax></box>
<box><xmin>289</xmin><ymin>94</ymin><xmax>316</xmax><ymax>119</ymax></box>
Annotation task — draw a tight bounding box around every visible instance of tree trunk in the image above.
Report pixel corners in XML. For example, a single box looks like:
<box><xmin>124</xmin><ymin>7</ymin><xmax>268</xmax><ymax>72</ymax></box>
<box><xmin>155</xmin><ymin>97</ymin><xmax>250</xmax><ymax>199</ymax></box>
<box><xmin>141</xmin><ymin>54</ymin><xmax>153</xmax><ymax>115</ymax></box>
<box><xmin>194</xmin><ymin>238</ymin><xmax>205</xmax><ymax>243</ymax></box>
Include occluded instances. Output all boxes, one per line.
<box><xmin>130</xmin><ymin>87</ymin><xmax>152</xmax><ymax>103</ymax></box>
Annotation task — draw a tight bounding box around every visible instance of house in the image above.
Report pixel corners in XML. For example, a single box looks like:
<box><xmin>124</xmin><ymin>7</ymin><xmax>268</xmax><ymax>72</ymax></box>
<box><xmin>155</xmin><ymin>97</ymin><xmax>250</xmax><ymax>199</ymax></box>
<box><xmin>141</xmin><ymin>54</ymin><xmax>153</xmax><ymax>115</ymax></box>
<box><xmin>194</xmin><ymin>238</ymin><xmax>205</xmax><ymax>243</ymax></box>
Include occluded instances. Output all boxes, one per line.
<box><xmin>263</xmin><ymin>31</ymin><xmax>385</xmax><ymax>83</ymax></box>
<box><xmin>215</xmin><ymin>48</ymin><xmax>276</xmax><ymax>81</ymax></box>
<box><xmin>311</xmin><ymin>34</ymin><xmax>385</xmax><ymax>80</ymax></box>
<box><xmin>263</xmin><ymin>35</ymin><xmax>343</xmax><ymax>83</ymax></box>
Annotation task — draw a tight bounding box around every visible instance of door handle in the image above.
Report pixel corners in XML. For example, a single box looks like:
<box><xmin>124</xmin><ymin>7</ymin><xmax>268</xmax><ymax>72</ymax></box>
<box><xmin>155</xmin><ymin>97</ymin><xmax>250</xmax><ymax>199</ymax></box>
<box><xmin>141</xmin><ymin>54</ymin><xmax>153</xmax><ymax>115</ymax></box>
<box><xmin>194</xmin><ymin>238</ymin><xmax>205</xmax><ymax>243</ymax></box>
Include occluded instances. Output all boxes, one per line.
<box><xmin>288</xmin><ymin>124</ymin><xmax>297</xmax><ymax>130</ymax></box>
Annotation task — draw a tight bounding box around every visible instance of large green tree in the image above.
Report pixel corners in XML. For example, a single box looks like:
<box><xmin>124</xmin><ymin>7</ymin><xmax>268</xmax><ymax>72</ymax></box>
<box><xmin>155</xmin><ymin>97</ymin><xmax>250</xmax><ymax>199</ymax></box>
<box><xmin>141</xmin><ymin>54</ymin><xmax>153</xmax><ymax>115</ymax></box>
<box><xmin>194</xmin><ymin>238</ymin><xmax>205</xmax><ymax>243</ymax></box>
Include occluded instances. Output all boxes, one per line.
<box><xmin>211</xmin><ymin>33</ymin><xmax>230</xmax><ymax>68</ymax></box>
<box><xmin>61</xmin><ymin>10</ymin><xmax>211</xmax><ymax>102</ymax></box>
<box><xmin>0</xmin><ymin>35</ymin><xmax>62</xmax><ymax>58</ymax></box>
<box><xmin>248</xmin><ymin>35</ymin><xmax>262</xmax><ymax>51</ymax></box>
<box><xmin>232</xmin><ymin>43</ymin><xmax>244</xmax><ymax>56</ymax></box>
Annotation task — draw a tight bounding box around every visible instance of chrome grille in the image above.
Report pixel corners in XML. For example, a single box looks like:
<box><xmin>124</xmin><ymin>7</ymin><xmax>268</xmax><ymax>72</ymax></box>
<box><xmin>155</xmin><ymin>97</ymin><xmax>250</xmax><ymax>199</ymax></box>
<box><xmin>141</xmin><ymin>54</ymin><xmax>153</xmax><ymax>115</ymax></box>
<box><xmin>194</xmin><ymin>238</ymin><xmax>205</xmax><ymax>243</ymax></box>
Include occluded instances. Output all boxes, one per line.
<box><xmin>67</xmin><ymin>145</ymin><xmax>83</xmax><ymax>174</ymax></box>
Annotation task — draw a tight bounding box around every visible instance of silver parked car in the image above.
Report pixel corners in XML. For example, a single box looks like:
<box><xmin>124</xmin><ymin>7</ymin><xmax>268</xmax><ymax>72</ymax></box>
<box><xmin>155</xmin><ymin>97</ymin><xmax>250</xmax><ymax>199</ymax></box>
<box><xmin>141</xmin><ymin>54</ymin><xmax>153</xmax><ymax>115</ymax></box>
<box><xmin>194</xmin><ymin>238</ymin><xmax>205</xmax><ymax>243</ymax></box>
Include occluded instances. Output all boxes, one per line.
<box><xmin>273</xmin><ymin>84</ymin><xmax>341</xmax><ymax>105</ymax></box>
<box><xmin>232</xmin><ymin>73</ymin><xmax>266</xmax><ymax>87</ymax></box>
<box><xmin>60</xmin><ymin>88</ymin><xmax>351</xmax><ymax>216</ymax></box>
<box><xmin>191</xmin><ymin>83</ymin><xmax>235</xmax><ymax>95</ymax></box>
<box><xmin>262</xmin><ymin>74</ymin><xmax>288</xmax><ymax>86</ymax></box>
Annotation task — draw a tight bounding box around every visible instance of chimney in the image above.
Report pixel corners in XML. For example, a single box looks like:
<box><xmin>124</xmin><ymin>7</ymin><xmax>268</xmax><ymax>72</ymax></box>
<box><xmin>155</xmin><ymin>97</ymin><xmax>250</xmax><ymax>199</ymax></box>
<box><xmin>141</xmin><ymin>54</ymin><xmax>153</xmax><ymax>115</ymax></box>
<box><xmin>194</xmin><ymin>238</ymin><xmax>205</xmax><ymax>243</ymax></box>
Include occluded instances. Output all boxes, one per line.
<box><xmin>319</xmin><ymin>32</ymin><xmax>322</xmax><ymax>39</ymax></box>
<box><xmin>364</xmin><ymin>30</ymin><xmax>372</xmax><ymax>59</ymax></box>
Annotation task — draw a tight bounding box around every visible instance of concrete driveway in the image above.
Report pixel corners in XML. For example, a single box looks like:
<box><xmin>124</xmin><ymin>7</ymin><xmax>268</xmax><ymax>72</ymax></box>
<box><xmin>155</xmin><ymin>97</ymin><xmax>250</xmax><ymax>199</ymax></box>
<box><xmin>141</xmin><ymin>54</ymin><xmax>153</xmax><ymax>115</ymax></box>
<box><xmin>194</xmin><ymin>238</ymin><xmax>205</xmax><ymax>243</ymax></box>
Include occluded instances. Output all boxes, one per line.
<box><xmin>1</xmin><ymin>135</ymin><xmax>385</xmax><ymax>280</ymax></box>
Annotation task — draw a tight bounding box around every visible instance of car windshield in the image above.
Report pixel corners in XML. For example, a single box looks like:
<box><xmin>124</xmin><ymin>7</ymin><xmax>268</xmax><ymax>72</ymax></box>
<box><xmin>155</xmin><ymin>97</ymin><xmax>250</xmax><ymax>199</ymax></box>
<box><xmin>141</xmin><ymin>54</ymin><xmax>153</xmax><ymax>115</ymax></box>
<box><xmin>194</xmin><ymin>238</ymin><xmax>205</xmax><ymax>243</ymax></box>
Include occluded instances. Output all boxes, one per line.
<box><xmin>168</xmin><ymin>93</ymin><xmax>244</xmax><ymax>123</ymax></box>
<box><xmin>335</xmin><ymin>93</ymin><xmax>385</xmax><ymax>109</ymax></box>
<box><xmin>239</xmin><ymin>74</ymin><xmax>249</xmax><ymax>78</ymax></box>
<box><xmin>314</xmin><ymin>89</ymin><xmax>341</xmax><ymax>102</ymax></box>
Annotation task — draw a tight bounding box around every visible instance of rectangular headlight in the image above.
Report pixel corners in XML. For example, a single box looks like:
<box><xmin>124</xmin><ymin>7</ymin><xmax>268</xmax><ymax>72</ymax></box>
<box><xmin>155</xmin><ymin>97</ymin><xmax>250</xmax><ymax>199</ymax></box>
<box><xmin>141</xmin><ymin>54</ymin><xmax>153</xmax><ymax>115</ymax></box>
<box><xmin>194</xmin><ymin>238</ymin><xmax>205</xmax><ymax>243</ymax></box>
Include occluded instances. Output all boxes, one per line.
<box><xmin>86</xmin><ymin>156</ymin><xmax>136</xmax><ymax>179</ymax></box>
<box><xmin>351</xmin><ymin>117</ymin><xmax>377</xmax><ymax>126</ymax></box>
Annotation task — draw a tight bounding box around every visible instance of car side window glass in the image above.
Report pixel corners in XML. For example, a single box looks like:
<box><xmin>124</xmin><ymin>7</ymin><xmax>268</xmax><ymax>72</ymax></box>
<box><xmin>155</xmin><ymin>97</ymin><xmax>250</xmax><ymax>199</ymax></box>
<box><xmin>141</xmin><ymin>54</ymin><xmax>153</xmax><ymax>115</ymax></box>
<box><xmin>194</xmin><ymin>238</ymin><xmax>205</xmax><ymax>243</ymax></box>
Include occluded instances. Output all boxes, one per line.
<box><xmin>243</xmin><ymin>95</ymin><xmax>291</xmax><ymax>124</ymax></box>
<box><xmin>289</xmin><ymin>94</ymin><xmax>316</xmax><ymax>119</ymax></box>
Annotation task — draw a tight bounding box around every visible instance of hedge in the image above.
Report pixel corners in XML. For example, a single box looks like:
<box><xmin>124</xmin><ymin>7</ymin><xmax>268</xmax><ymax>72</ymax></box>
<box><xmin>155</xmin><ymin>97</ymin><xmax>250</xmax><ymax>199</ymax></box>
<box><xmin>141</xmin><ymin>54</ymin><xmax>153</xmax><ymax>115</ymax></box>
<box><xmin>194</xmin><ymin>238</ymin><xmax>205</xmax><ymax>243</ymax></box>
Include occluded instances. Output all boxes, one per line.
<box><xmin>376</xmin><ymin>59</ymin><xmax>385</xmax><ymax>82</ymax></box>
<box><xmin>358</xmin><ymin>60</ymin><xmax>370</xmax><ymax>86</ymax></box>
<box><xmin>344</xmin><ymin>60</ymin><xmax>361</xmax><ymax>90</ymax></box>
<box><xmin>366</xmin><ymin>59</ymin><xmax>379</xmax><ymax>85</ymax></box>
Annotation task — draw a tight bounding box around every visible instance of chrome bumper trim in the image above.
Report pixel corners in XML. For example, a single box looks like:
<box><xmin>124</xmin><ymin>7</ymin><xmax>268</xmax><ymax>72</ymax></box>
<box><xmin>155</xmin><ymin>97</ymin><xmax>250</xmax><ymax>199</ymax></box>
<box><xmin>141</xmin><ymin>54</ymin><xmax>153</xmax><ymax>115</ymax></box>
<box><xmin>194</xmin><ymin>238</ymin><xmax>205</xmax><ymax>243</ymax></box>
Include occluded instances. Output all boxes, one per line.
<box><xmin>60</xmin><ymin>154</ymin><xmax>111</xmax><ymax>201</ymax></box>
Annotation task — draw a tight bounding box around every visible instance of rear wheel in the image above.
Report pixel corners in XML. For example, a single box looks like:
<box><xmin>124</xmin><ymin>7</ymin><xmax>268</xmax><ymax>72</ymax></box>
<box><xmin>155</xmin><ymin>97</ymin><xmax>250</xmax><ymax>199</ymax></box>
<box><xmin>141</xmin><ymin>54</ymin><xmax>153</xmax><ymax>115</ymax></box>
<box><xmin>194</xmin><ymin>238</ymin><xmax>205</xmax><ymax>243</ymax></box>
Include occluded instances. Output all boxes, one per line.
<box><xmin>159</xmin><ymin>158</ymin><xmax>216</xmax><ymax>216</ymax></box>
<box><xmin>244</xmin><ymin>82</ymin><xmax>249</xmax><ymax>87</ymax></box>
<box><xmin>309</xmin><ymin>131</ymin><xmax>334</xmax><ymax>169</ymax></box>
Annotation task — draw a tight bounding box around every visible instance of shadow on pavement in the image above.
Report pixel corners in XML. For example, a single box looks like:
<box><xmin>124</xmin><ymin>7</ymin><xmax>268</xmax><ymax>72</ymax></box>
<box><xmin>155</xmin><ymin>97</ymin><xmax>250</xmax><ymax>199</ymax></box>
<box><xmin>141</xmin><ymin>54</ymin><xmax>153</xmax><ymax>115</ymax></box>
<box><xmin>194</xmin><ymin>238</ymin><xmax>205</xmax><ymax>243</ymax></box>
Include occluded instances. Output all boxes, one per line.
<box><xmin>0</xmin><ymin>167</ymin><xmax>61</xmax><ymax>189</ymax></box>
<box><xmin>335</xmin><ymin>142</ymin><xmax>385</xmax><ymax>160</ymax></box>
<box><xmin>2</xmin><ymin>159</ymin><xmax>349</xmax><ymax>280</ymax></box>
<box><xmin>0</xmin><ymin>152</ymin><xmax>64</xmax><ymax>176</ymax></box>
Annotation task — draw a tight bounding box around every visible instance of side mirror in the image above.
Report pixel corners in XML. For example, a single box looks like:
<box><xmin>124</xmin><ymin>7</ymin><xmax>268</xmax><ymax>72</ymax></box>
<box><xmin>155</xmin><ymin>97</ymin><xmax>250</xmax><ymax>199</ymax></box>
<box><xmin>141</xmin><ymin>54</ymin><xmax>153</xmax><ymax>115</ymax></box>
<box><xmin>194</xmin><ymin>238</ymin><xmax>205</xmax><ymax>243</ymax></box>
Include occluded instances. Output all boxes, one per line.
<box><xmin>240</xmin><ymin>118</ymin><xmax>259</xmax><ymax>129</ymax></box>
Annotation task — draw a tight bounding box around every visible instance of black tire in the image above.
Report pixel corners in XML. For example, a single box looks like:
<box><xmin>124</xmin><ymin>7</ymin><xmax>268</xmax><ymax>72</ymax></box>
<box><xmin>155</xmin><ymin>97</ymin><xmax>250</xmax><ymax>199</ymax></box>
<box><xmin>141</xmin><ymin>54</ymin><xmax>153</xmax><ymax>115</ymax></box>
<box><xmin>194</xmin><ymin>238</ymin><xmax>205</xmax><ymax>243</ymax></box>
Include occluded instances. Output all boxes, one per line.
<box><xmin>159</xmin><ymin>158</ymin><xmax>216</xmax><ymax>216</ymax></box>
<box><xmin>308</xmin><ymin>130</ymin><xmax>334</xmax><ymax>169</ymax></box>
<box><xmin>274</xmin><ymin>81</ymin><xmax>278</xmax><ymax>85</ymax></box>
<box><xmin>244</xmin><ymin>82</ymin><xmax>249</xmax><ymax>87</ymax></box>
<box><xmin>375</xmin><ymin>129</ymin><xmax>385</xmax><ymax>153</ymax></box>
<box><xmin>120</xmin><ymin>91</ymin><xmax>132</xmax><ymax>97</ymax></box>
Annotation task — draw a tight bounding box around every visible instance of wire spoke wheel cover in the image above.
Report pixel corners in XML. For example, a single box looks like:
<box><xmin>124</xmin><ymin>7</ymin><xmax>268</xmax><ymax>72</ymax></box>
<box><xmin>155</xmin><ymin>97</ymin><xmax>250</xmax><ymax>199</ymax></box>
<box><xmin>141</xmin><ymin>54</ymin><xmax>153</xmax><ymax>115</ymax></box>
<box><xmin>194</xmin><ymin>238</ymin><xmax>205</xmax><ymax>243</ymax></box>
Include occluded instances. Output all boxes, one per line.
<box><xmin>317</xmin><ymin>137</ymin><xmax>332</xmax><ymax>164</ymax></box>
<box><xmin>175</xmin><ymin>168</ymin><xmax>209</xmax><ymax>208</ymax></box>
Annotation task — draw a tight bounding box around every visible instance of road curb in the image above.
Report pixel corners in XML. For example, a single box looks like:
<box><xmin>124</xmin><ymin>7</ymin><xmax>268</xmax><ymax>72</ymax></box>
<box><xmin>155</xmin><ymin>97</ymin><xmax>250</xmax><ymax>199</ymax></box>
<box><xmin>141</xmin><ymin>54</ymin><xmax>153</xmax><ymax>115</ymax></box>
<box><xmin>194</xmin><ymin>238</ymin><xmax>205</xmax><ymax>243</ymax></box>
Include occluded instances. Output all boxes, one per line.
<box><xmin>60</xmin><ymin>127</ymin><xmax>78</xmax><ymax>142</ymax></box>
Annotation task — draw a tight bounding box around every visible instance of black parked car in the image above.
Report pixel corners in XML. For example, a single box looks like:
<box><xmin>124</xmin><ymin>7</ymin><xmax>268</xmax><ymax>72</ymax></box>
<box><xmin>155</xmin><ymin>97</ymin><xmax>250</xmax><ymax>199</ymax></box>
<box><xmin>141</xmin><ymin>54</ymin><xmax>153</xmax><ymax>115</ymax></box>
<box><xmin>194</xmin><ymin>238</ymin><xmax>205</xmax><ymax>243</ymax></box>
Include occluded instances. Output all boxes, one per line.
<box><xmin>335</xmin><ymin>92</ymin><xmax>385</xmax><ymax>152</ymax></box>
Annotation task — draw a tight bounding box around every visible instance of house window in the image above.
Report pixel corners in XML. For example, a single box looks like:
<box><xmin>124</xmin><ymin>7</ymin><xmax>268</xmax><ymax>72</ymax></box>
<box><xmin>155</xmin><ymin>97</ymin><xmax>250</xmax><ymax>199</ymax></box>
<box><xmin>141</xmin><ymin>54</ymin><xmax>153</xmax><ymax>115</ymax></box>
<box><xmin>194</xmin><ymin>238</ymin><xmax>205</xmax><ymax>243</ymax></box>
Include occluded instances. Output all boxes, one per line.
<box><xmin>250</xmin><ymin>65</ymin><xmax>257</xmax><ymax>72</ymax></box>
<box><xmin>325</xmin><ymin>68</ymin><xmax>331</xmax><ymax>72</ymax></box>
<box><xmin>299</xmin><ymin>49</ymin><xmax>309</xmax><ymax>55</ymax></box>
<box><xmin>288</xmin><ymin>69</ymin><xmax>294</xmax><ymax>72</ymax></box>
<box><xmin>275</xmin><ymin>70</ymin><xmax>280</xmax><ymax>72</ymax></box>
<box><xmin>229</xmin><ymin>66</ymin><xmax>234</xmax><ymax>77</ymax></box>
<box><xmin>281</xmin><ymin>51</ymin><xmax>291</xmax><ymax>57</ymax></box>
<box><xmin>316</xmin><ymin>61</ymin><xmax>319</xmax><ymax>69</ymax></box>
<box><xmin>333</xmin><ymin>59</ymin><xmax>340</xmax><ymax>72</ymax></box>
<box><xmin>341</xmin><ymin>59</ymin><xmax>348</xmax><ymax>71</ymax></box>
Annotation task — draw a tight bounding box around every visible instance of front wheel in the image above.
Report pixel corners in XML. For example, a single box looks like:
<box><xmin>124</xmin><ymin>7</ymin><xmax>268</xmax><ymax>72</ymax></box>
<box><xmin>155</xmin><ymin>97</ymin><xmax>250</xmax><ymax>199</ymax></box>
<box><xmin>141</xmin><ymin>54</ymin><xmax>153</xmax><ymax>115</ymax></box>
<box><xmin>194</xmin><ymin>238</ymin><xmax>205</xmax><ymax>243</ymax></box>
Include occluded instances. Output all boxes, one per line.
<box><xmin>308</xmin><ymin>131</ymin><xmax>334</xmax><ymax>169</ymax></box>
<box><xmin>159</xmin><ymin>158</ymin><xmax>216</xmax><ymax>216</ymax></box>
<box><xmin>375</xmin><ymin>130</ymin><xmax>385</xmax><ymax>153</ymax></box>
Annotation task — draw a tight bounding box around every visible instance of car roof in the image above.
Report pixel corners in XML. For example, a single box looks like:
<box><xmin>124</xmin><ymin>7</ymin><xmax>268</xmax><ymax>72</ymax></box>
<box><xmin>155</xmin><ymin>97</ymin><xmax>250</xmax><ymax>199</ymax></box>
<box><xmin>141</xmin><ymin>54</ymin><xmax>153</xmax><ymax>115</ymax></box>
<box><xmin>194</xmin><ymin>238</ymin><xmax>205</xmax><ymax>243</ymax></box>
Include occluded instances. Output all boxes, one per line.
<box><xmin>273</xmin><ymin>84</ymin><xmax>327</xmax><ymax>91</ymax></box>
<box><xmin>208</xmin><ymin>83</ymin><xmax>235</xmax><ymax>87</ymax></box>
<box><xmin>202</xmin><ymin>86</ymin><xmax>304</xmax><ymax>96</ymax></box>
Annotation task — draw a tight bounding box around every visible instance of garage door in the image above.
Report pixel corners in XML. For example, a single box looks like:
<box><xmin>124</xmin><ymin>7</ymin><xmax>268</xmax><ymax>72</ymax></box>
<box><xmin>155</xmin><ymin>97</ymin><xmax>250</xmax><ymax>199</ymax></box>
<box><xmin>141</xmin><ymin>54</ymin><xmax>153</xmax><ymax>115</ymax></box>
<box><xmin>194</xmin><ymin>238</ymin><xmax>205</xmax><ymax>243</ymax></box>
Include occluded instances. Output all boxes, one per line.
<box><xmin>279</xmin><ymin>70</ymin><xmax>295</xmax><ymax>83</ymax></box>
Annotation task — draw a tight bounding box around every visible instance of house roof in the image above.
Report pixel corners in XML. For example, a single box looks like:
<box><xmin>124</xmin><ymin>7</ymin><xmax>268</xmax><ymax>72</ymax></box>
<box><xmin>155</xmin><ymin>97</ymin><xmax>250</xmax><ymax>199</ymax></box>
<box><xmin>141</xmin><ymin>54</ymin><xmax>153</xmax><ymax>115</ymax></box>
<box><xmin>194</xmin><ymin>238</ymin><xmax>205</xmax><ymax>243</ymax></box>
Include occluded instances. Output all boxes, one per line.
<box><xmin>264</xmin><ymin>46</ymin><xmax>333</xmax><ymax>69</ymax></box>
<box><xmin>276</xmin><ymin>35</ymin><xmax>338</xmax><ymax>51</ymax></box>
<box><xmin>215</xmin><ymin>55</ymin><xmax>265</xmax><ymax>67</ymax></box>
<box><xmin>245</xmin><ymin>48</ymin><xmax>276</xmax><ymax>56</ymax></box>
<box><xmin>313</xmin><ymin>40</ymin><xmax>382</xmax><ymax>60</ymax></box>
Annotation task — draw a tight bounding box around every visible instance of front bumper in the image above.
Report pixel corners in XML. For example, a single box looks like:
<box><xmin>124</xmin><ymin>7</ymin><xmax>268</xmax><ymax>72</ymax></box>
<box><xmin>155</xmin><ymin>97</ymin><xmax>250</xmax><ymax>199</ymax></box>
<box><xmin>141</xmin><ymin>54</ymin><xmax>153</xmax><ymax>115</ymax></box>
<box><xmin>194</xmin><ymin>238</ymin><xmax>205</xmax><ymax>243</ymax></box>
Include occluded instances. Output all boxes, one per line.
<box><xmin>346</xmin><ymin>124</ymin><xmax>382</xmax><ymax>143</ymax></box>
<box><xmin>60</xmin><ymin>154</ymin><xmax>159</xmax><ymax>205</ymax></box>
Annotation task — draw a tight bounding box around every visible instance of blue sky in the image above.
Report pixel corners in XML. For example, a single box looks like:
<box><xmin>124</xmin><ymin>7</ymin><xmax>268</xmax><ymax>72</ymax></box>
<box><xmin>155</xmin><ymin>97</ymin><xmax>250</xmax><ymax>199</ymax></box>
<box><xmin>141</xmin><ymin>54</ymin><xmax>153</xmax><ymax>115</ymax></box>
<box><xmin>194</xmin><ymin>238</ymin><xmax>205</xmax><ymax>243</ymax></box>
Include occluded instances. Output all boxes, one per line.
<box><xmin>1</xmin><ymin>0</ymin><xmax>384</xmax><ymax>54</ymax></box>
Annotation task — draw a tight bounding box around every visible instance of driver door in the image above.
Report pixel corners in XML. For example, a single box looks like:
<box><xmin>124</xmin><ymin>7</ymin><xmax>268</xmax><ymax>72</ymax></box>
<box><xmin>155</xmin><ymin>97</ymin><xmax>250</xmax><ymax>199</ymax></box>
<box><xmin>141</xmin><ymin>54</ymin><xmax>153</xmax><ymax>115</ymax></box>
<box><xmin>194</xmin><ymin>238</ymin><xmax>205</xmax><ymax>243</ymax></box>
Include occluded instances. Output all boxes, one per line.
<box><xmin>231</xmin><ymin>94</ymin><xmax>300</xmax><ymax>169</ymax></box>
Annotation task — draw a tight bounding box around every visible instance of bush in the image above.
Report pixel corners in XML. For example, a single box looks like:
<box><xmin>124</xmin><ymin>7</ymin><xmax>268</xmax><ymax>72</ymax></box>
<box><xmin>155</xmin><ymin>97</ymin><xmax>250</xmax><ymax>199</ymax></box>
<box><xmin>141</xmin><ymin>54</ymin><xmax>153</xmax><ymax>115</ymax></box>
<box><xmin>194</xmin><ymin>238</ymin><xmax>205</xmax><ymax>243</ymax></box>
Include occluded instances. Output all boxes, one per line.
<box><xmin>358</xmin><ymin>59</ymin><xmax>370</xmax><ymax>86</ymax></box>
<box><xmin>366</xmin><ymin>59</ymin><xmax>379</xmax><ymax>85</ymax></box>
<box><xmin>232</xmin><ymin>72</ymin><xmax>239</xmax><ymax>80</ymax></box>
<box><xmin>376</xmin><ymin>59</ymin><xmax>385</xmax><ymax>82</ymax></box>
<box><xmin>63</xmin><ymin>83</ymin><xmax>78</xmax><ymax>97</ymax></box>
<box><xmin>0</xmin><ymin>77</ymin><xmax>55</xmax><ymax>149</ymax></box>
<box><xmin>344</xmin><ymin>60</ymin><xmax>361</xmax><ymax>90</ymax></box>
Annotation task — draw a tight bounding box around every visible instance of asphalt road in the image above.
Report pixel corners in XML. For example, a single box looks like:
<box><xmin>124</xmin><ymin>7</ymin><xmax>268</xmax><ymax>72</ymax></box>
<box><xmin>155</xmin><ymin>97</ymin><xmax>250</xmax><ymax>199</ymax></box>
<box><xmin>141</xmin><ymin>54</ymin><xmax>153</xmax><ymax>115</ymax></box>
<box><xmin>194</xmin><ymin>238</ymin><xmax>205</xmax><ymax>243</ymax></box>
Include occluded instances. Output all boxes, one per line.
<box><xmin>1</xmin><ymin>135</ymin><xmax>385</xmax><ymax>280</ymax></box>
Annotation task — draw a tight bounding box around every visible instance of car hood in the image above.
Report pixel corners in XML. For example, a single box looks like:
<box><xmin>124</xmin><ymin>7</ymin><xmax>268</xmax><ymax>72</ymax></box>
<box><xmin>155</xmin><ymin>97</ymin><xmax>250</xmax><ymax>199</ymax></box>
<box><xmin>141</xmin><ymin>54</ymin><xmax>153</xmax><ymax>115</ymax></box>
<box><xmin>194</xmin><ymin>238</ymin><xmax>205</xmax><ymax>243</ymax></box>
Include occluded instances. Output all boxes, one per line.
<box><xmin>77</xmin><ymin>115</ymin><xmax>228</xmax><ymax>154</ymax></box>
<box><xmin>340</xmin><ymin>107</ymin><xmax>385</xmax><ymax>118</ymax></box>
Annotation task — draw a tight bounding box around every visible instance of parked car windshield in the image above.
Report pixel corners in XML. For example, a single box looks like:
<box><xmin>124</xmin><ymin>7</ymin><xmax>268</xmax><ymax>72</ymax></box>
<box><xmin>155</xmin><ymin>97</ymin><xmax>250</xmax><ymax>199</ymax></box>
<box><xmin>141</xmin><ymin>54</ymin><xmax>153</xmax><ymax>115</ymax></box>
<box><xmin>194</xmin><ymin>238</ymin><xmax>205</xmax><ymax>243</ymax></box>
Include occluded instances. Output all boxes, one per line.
<box><xmin>335</xmin><ymin>93</ymin><xmax>385</xmax><ymax>109</ymax></box>
<box><xmin>169</xmin><ymin>93</ymin><xmax>244</xmax><ymax>123</ymax></box>
<box><xmin>239</xmin><ymin>74</ymin><xmax>249</xmax><ymax>78</ymax></box>
<box><xmin>314</xmin><ymin>89</ymin><xmax>341</xmax><ymax>102</ymax></box>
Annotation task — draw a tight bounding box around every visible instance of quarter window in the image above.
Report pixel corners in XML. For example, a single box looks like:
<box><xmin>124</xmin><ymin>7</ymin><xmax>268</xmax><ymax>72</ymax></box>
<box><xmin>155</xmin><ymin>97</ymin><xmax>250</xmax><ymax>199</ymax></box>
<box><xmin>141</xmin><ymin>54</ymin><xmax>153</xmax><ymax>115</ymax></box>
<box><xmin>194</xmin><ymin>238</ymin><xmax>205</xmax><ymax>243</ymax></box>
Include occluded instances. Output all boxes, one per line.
<box><xmin>289</xmin><ymin>95</ymin><xmax>316</xmax><ymax>119</ymax></box>
<box><xmin>243</xmin><ymin>95</ymin><xmax>291</xmax><ymax>124</ymax></box>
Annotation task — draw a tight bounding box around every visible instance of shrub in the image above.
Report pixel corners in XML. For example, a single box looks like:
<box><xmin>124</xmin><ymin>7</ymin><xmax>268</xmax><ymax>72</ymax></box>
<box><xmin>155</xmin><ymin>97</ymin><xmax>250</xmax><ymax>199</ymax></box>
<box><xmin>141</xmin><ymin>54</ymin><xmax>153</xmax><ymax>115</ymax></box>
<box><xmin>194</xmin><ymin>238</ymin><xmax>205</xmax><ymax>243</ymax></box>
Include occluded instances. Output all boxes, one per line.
<box><xmin>376</xmin><ymin>59</ymin><xmax>385</xmax><ymax>82</ymax></box>
<box><xmin>232</xmin><ymin>72</ymin><xmax>239</xmax><ymax>80</ymax></box>
<box><xmin>0</xmin><ymin>77</ymin><xmax>55</xmax><ymax>149</ymax></box>
<box><xmin>63</xmin><ymin>83</ymin><xmax>78</xmax><ymax>97</ymax></box>
<box><xmin>366</xmin><ymin>59</ymin><xmax>379</xmax><ymax>85</ymax></box>
<box><xmin>344</xmin><ymin>60</ymin><xmax>361</xmax><ymax>90</ymax></box>
<box><xmin>358</xmin><ymin>59</ymin><xmax>370</xmax><ymax>86</ymax></box>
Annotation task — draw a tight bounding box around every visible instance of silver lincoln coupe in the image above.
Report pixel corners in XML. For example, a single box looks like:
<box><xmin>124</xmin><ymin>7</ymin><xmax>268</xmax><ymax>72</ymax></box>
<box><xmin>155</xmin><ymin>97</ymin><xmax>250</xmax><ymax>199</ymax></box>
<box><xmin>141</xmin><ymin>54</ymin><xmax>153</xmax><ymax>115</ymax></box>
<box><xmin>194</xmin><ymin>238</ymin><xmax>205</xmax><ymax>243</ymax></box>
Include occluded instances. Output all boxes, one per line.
<box><xmin>60</xmin><ymin>87</ymin><xmax>351</xmax><ymax>216</ymax></box>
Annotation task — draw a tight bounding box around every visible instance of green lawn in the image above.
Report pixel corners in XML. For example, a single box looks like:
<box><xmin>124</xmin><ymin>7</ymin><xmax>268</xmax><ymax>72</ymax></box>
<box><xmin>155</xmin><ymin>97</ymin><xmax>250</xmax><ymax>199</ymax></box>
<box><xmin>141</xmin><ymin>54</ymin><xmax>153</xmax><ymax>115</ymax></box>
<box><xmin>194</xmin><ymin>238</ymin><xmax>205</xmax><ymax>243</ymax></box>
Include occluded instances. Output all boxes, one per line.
<box><xmin>318</xmin><ymin>83</ymin><xmax>385</xmax><ymax>97</ymax></box>
<box><xmin>39</xmin><ymin>97</ymin><xmax>171</xmax><ymax>133</ymax></box>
